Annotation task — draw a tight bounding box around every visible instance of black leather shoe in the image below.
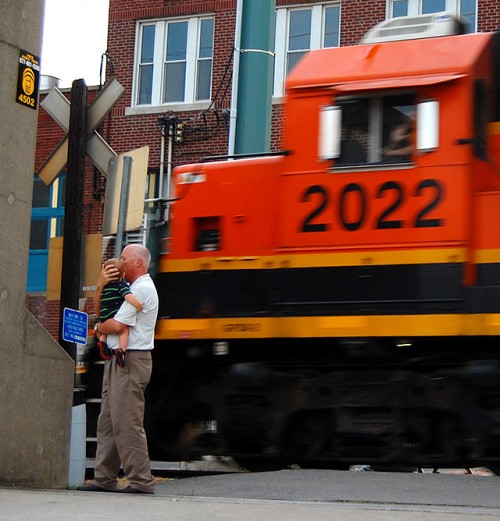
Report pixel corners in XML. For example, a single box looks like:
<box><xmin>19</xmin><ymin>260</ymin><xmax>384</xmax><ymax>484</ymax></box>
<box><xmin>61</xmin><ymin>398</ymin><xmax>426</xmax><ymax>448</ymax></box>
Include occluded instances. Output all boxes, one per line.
<box><xmin>77</xmin><ymin>483</ymin><xmax>114</xmax><ymax>492</ymax></box>
<box><xmin>117</xmin><ymin>486</ymin><xmax>154</xmax><ymax>494</ymax></box>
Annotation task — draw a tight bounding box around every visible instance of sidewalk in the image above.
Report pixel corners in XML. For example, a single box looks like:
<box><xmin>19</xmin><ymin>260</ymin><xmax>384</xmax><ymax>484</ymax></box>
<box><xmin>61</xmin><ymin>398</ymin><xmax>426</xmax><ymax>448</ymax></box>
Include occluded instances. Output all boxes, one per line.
<box><xmin>2</xmin><ymin>468</ymin><xmax>499</xmax><ymax>521</ymax></box>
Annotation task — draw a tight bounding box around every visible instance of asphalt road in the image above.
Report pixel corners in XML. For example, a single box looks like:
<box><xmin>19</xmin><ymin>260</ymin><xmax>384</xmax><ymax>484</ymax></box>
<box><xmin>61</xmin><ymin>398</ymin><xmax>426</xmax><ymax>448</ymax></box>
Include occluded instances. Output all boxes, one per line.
<box><xmin>158</xmin><ymin>467</ymin><xmax>500</xmax><ymax>506</ymax></box>
<box><xmin>1</xmin><ymin>468</ymin><xmax>499</xmax><ymax>521</ymax></box>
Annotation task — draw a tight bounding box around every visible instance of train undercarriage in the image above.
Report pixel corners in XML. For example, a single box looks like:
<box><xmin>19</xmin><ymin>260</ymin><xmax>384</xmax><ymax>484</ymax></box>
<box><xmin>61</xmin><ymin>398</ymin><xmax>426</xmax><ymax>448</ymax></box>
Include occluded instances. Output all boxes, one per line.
<box><xmin>141</xmin><ymin>337</ymin><xmax>500</xmax><ymax>472</ymax></box>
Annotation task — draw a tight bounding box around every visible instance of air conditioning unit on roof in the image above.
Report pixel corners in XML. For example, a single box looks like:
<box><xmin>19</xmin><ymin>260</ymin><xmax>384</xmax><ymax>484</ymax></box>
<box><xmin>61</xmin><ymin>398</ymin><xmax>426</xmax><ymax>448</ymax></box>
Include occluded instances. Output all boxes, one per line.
<box><xmin>361</xmin><ymin>12</ymin><xmax>465</xmax><ymax>44</ymax></box>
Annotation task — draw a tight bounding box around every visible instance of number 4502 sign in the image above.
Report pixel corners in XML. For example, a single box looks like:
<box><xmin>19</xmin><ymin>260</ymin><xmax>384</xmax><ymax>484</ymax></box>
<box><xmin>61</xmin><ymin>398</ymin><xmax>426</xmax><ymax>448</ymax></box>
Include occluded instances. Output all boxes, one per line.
<box><xmin>16</xmin><ymin>49</ymin><xmax>40</xmax><ymax>110</ymax></box>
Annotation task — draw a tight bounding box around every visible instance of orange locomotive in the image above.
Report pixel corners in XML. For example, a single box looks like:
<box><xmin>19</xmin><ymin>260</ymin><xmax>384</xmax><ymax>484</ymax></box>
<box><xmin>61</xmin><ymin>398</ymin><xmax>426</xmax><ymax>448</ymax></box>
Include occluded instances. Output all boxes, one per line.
<box><xmin>150</xmin><ymin>18</ymin><xmax>500</xmax><ymax>470</ymax></box>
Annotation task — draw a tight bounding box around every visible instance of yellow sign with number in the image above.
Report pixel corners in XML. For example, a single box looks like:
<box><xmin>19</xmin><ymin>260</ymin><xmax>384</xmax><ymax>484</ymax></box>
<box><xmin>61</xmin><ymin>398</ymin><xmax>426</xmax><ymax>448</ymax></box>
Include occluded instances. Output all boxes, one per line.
<box><xmin>17</xmin><ymin>50</ymin><xmax>40</xmax><ymax>110</ymax></box>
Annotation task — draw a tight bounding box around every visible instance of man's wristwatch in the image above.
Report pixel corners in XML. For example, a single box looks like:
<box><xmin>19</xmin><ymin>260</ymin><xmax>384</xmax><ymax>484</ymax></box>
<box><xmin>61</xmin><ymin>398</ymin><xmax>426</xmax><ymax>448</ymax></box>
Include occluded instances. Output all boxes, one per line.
<box><xmin>94</xmin><ymin>322</ymin><xmax>100</xmax><ymax>333</ymax></box>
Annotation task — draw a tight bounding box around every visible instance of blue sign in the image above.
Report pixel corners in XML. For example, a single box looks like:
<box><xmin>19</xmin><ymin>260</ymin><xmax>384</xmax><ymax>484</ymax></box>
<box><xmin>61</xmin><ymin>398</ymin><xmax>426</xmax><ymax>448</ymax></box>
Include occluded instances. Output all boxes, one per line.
<box><xmin>62</xmin><ymin>308</ymin><xmax>88</xmax><ymax>344</ymax></box>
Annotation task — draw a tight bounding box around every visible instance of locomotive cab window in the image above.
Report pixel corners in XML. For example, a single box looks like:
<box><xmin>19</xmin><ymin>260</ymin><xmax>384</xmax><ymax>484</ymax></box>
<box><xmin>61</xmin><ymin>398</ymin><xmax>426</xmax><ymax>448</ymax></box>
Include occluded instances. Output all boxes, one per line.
<box><xmin>335</xmin><ymin>94</ymin><xmax>416</xmax><ymax>166</ymax></box>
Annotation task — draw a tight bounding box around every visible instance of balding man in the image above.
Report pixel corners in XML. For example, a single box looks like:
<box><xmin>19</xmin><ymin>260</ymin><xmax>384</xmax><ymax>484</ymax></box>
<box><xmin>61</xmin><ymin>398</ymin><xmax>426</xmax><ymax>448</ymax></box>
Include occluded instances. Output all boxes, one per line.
<box><xmin>79</xmin><ymin>244</ymin><xmax>159</xmax><ymax>494</ymax></box>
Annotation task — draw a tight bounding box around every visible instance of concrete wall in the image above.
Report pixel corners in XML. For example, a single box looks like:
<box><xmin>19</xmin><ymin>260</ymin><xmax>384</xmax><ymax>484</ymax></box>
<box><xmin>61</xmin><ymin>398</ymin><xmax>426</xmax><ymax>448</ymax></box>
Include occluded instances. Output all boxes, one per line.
<box><xmin>0</xmin><ymin>0</ymin><xmax>75</xmax><ymax>488</ymax></box>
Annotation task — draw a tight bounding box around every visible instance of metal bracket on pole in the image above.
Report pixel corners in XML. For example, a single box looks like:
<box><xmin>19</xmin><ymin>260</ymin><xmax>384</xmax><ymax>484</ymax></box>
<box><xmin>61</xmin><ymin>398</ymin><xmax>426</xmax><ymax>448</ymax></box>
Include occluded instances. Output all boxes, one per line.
<box><xmin>235</xmin><ymin>48</ymin><xmax>275</xmax><ymax>56</ymax></box>
<box><xmin>115</xmin><ymin>155</ymin><xmax>132</xmax><ymax>257</ymax></box>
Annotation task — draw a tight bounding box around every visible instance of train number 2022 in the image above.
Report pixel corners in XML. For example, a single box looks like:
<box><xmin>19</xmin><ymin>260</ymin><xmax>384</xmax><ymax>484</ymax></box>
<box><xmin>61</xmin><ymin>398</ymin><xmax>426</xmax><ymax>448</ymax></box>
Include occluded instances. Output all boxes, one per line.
<box><xmin>300</xmin><ymin>179</ymin><xmax>444</xmax><ymax>233</ymax></box>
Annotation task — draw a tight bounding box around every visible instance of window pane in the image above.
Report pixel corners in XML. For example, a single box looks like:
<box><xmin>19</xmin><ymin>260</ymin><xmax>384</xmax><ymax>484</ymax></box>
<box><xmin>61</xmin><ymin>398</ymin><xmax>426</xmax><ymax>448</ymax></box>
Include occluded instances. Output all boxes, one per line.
<box><xmin>392</xmin><ymin>0</ymin><xmax>408</xmax><ymax>17</ymax></box>
<box><xmin>289</xmin><ymin>9</ymin><xmax>311</xmax><ymax>51</ymax></box>
<box><xmin>196</xmin><ymin>59</ymin><xmax>212</xmax><ymax>100</ymax></box>
<box><xmin>287</xmin><ymin>50</ymin><xmax>307</xmax><ymax>75</ymax></box>
<box><xmin>138</xmin><ymin>24</ymin><xmax>155</xmax><ymax>105</ymax></box>
<box><xmin>29</xmin><ymin>219</ymin><xmax>49</xmax><ymax>250</ymax></box>
<box><xmin>27</xmin><ymin>250</ymin><xmax>48</xmax><ymax>292</ymax></box>
<box><xmin>460</xmin><ymin>0</ymin><xmax>476</xmax><ymax>33</ymax></box>
<box><xmin>163</xmin><ymin>62</ymin><xmax>186</xmax><ymax>102</ymax></box>
<box><xmin>32</xmin><ymin>178</ymin><xmax>51</xmax><ymax>208</ymax></box>
<box><xmin>138</xmin><ymin>64</ymin><xmax>153</xmax><ymax>105</ymax></box>
<box><xmin>163</xmin><ymin>21</ymin><xmax>188</xmax><ymax>103</ymax></box>
<box><xmin>196</xmin><ymin>19</ymin><xmax>214</xmax><ymax>101</ymax></box>
<box><xmin>337</xmin><ymin>95</ymin><xmax>415</xmax><ymax>165</ymax></box>
<box><xmin>166</xmin><ymin>22</ymin><xmax>188</xmax><ymax>61</ymax></box>
<box><xmin>199</xmin><ymin>19</ymin><xmax>214</xmax><ymax>59</ymax></box>
<box><xmin>382</xmin><ymin>95</ymin><xmax>415</xmax><ymax>163</ymax></box>
<box><xmin>141</xmin><ymin>25</ymin><xmax>155</xmax><ymax>63</ymax></box>
<box><xmin>324</xmin><ymin>6</ymin><xmax>340</xmax><ymax>48</ymax></box>
<box><xmin>422</xmin><ymin>0</ymin><xmax>446</xmax><ymax>14</ymax></box>
<box><xmin>337</xmin><ymin>99</ymin><xmax>370</xmax><ymax>165</ymax></box>
<box><xmin>58</xmin><ymin>175</ymin><xmax>66</xmax><ymax>207</ymax></box>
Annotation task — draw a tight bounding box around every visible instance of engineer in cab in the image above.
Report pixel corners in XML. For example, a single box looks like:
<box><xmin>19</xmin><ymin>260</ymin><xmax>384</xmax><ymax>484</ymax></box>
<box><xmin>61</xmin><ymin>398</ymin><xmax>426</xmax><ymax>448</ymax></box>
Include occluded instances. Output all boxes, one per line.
<box><xmin>381</xmin><ymin>116</ymin><xmax>414</xmax><ymax>163</ymax></box>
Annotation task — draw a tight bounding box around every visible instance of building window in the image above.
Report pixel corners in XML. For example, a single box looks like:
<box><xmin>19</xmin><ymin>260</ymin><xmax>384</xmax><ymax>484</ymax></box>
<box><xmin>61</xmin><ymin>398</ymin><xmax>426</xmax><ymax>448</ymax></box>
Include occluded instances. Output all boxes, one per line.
<box><xmin>388</xmin><ymin>0</ymin><xmax>477</xmax><ymax>32</ymax></box>
<box><xmin>135</xmin><ymin>17</ymin><xmax>214</xmax><ymax>107</ymax></box>
<box><xmin>274</xmin><ymin>3</ymin><xmax>340</xmax><ymax>98</ymax></box>
<box><xmin>137</xmin><ymin>25</ymin><xmax>155</xmax><ymax>105</ymax></box>
<box><xmin>27</xmin><ymin>176</ymin><xmax>65</xmax><ymax>292</ymax></box>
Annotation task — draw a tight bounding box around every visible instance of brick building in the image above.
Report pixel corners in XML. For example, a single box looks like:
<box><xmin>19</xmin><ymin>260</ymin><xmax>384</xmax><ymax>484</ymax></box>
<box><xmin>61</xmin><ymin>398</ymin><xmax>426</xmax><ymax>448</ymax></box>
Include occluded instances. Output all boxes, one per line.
<box><xmin>29</xmin><ymin>0</ymin><xmax>500</xmax><ymax>338</ymax></box>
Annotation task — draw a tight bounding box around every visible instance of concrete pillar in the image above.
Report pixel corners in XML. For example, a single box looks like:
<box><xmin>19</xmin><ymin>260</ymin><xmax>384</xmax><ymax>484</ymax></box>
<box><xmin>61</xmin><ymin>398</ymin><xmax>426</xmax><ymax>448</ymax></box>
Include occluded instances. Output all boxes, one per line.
<box><xmin>0</xmin><ymin>0</ymin><xmax>74</xmax><ymax>488</ymax></box>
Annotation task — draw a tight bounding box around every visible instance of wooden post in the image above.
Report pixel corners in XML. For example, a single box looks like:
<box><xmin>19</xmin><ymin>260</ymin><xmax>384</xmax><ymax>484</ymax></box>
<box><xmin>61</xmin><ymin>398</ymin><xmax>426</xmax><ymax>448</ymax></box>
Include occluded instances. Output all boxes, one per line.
<box><xmin>59</xmin><ymin>79</ymin><xmax>87</xmax><ymax>361</ymax></box>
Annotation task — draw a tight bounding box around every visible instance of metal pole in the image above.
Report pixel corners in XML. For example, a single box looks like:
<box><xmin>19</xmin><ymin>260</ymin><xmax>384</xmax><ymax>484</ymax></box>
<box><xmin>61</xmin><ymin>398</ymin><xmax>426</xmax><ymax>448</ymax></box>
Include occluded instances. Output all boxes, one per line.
<box><xmin>158</xmin><ymin>121</ymin><xmax>165</xmax><ymax>214</ymax></box>
<box><xmin>164</xmin><ymin>121</ymin><xmax>174</xmax><ymax>221</ymax></box>
<box><xmin>234</xmin><ymin>0</ymin><xmax>276</xmax><ymax>154</ymax></box>
<box><xmin>114</xmin><ymin>155</ymin><xmax>132</xmax><ymax>257</ymax></box>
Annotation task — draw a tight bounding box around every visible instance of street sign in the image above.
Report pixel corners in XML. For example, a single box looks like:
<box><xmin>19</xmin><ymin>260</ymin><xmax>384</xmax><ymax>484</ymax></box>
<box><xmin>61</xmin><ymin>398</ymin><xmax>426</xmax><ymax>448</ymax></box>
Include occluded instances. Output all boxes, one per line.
<box><xmin>46</xmin><ymin>234</ymin><xmax>103</xmax><ymax>301</ymax></box>
<box><xmin>17</xmin><ymin>50</ymin><xmax>40</xmax><ymax>110</ymax></box>
<box><xmin>37</xmin><ymin>77</ymin><xmax>125</xmax><ymax>185</ymax></box>
<box><xmin>102</xmin><ymin>146</ymin><xmax>150</xmax><ymax>235</ymax></box>
<box><xmin>62</xmin><ymin>307</ymin><xmax>88</xmax><ymax>345</ymax></box>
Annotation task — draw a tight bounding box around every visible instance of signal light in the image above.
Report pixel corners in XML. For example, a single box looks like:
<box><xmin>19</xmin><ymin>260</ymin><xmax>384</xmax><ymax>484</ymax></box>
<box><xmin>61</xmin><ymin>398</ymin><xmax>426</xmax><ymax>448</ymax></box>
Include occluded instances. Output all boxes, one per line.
<box><xmin>175</xmin><ymin>122</ymin><xmax>184</xmax><ymax>143</ymax></box>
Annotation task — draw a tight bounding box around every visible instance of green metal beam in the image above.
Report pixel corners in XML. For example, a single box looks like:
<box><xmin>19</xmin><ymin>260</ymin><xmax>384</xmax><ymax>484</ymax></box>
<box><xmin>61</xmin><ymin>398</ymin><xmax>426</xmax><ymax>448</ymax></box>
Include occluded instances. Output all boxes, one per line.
<box><xmin>234</xmin><ymin>0</ymin><xmax>276</xmax><ymax>155</ymax></box>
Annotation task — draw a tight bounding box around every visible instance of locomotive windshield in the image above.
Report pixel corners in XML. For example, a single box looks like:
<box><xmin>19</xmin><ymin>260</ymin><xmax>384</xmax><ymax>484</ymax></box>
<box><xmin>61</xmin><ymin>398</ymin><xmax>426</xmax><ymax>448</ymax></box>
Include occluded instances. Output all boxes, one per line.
<box><xmin>336</xmin><ymin>94</ymin><xmax>416</xmax><ymax>166</ymax></box>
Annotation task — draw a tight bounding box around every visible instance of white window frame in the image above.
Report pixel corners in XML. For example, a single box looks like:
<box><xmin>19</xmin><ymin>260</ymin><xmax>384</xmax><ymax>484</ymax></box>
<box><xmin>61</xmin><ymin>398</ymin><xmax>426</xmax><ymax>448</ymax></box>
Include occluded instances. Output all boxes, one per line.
<box><xmin>274</xmin><ymin>3</ymin><xmax>341</xmax><ymax>99</ymax></box>
<box><xmin>387</xmin><ymin>0</ymin><xmax>477</xmax><ymax>31</ymax></box>
<box><xmin>131</xmin><ymin>16</ymin><xmax>214</xmax><ymax>110</ymax></box>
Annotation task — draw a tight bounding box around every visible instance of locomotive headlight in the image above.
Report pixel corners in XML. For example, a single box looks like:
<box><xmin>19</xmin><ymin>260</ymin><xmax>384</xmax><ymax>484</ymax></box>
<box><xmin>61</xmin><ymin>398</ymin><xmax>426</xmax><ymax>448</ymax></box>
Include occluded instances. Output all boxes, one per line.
<box><xmin>214</xmin><ymin>341</ymin><xmax>229</xmax><ymax>355</ymax></box>
<box><xmin>178</xmin><ymin>171</ymin><xmax>206</xmax><ymax>184</ymax></box>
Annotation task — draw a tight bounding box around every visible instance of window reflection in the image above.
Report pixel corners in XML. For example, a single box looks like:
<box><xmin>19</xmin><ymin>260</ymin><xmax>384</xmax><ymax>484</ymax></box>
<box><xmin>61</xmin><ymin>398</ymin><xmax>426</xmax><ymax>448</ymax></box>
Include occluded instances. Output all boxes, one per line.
<box><xmin>337</xmin><ymin>100</ymin><xmax>369</xmax><ymax>165</ymax></box>
<box><xmin>337</xmin><ymin>94</ymin><xmax>415</xmax><ymax>166</ymax></box>
<box><xmin>196</xmin><ymin>18</ymin><xmax>214</xmax><ymax>101</ymax></box>
<box><xmin>381</xmin><ymin>97</ymin><xmax>415</xmax><ymax>163</ymax></box>
<box><xmin>32</xmin><ymin>177</ymin><xmax>51</xmax><ymax>208</ymax></box>
<box><xmin>392</xmin><ymin>0</ymin><xmax>408</xmax><ymax>17</ymax></box>
<box><xmin>138</xmin><ymin>25</ymin><xmax>155</xmax><ymax>105</ymax></box>
<box><xmin>287</xmin><ymin>9</ymin><xmax>312</xmax><ymax>75</ymax></box>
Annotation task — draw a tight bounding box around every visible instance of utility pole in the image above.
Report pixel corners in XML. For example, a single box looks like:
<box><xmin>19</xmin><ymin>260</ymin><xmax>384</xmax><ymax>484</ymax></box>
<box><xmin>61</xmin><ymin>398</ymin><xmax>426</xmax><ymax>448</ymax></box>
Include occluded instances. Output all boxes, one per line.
<box><xmin>58</xmin><ymin>79</ymin><xmax>87</xmax><ymax>361</ymax></box>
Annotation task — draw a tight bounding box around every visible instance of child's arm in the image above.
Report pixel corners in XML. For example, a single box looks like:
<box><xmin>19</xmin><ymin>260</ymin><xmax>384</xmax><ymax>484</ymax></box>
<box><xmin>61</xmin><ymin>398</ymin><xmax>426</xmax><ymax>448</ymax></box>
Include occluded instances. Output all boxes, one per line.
<box><xmin>124</xmin><ymin>293</ymin><xmax>144</xmax><ymax>312</ymax></box>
